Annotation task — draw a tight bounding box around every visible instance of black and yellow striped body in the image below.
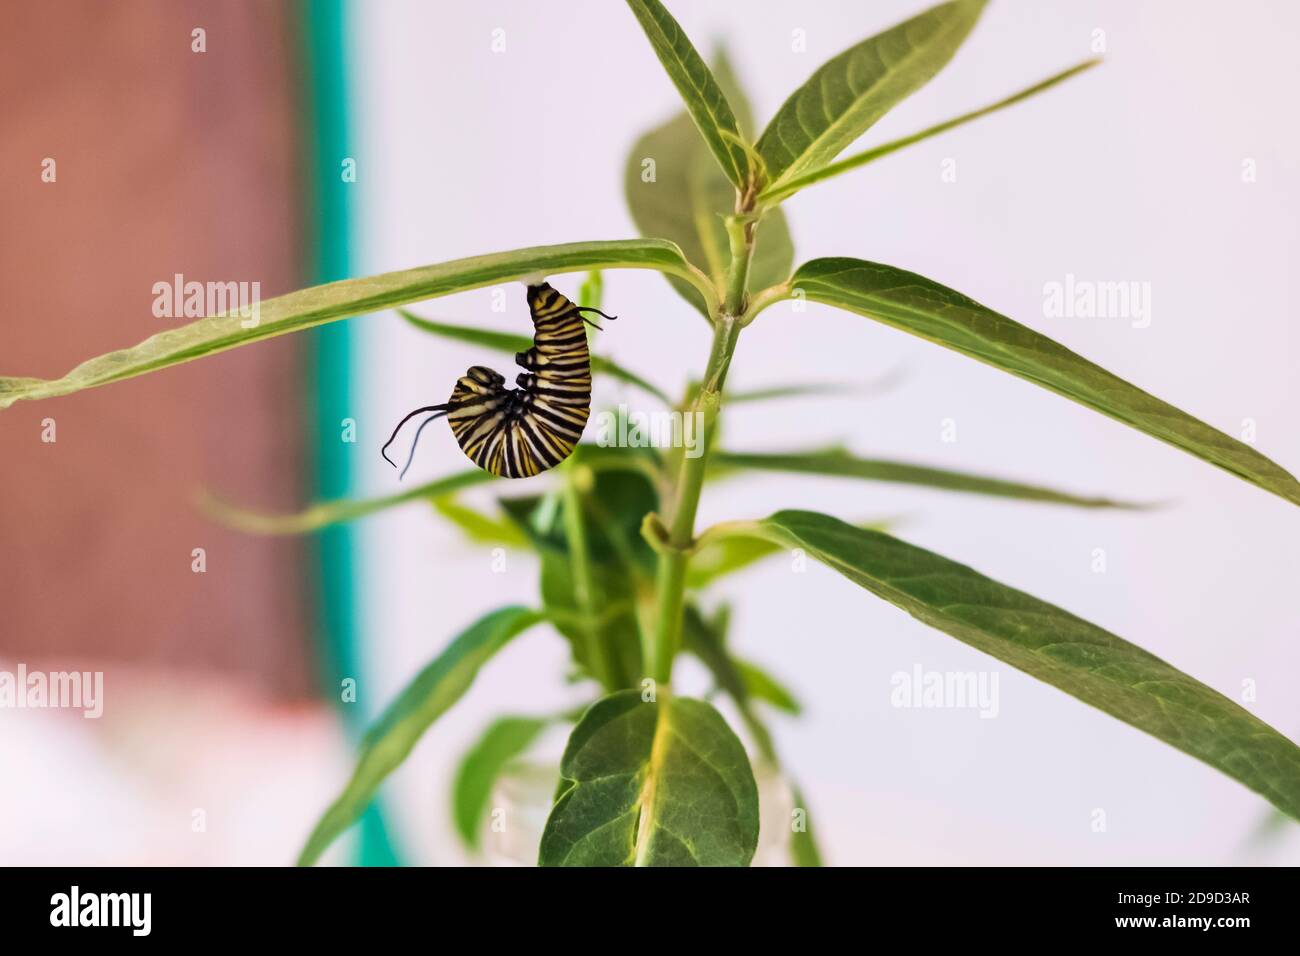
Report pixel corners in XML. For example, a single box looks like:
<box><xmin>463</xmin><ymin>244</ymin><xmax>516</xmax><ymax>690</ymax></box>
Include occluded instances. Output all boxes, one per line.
<box><xmin>446</xmin><ymin>283</ymin><xmax>593</xmax><ymax>478</ymax></box>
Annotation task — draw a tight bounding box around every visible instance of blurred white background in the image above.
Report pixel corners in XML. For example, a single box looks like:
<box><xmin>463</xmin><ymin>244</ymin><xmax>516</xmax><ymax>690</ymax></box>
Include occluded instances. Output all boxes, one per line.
<box><xmin>340</xmin><ymin>0</ymin><xmax>1300</xmax><ymax>865</ymax></box>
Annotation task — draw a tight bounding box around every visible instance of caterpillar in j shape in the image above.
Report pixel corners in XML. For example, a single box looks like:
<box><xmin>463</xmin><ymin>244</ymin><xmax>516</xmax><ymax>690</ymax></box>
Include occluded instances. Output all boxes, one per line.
<box><xmin>381</xmin><ymin>282</ymin><xmax>615</xmax><ymax>479</ymax></box>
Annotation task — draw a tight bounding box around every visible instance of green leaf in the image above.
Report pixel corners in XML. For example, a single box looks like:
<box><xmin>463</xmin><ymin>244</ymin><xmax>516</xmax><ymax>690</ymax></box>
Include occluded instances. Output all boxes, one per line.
<box><xmin>725</xmin><ymin>382</ymin><xmax>855</xmax><ymax>405</ymax></box>
<box><xmin>681</xmin><ymin>603</ymin><xmax>776</xmax><ymax>761</ymax></box>
<box><xmin>503</xmin><ymin>468</ymin><xmax>659</xmax><ymax>571</ymax></box>
<box><xmin>714</xmin><ymin>448</ymin><xmax>1144</xmax><ymax>509</ymax></box>
<box><xmin>756</xmin><ymin>0</ymin><xmax>986</xmax><ymax>195</ymax></box>
<box><xmin>686</xmin><ymin>532</ymin><xmax>784</xmax><ymax>588</ymax></box>
<box><xmin>726</xmin><ymin>365</ymin><xmax>906</xmax><ymax>406</ymax></box>
<box><xmin>759</xmin><ymin>58</ymin><xmax>1099</xmax><ymax>204</ymax></box>
<box><xmin>499</xmin><ymin>468</ymin><xmax>657</xmax><ymax>687</ymax></box>
<box><xmin>539</xmin><ymin>690</ymin><xmax>759</xmax><ymax>866</ymax></box>
<box><xmin>297</xmin><ymin>606</ymin><xmax>542</xmax><ymax>866</ymax></box>
<box><xmin>452</xmin><ymin>715</ymin><xmax>551</xmax><ymax>851</ymax></box>
<box><xmin>779</xmin><ymin>258</ymin><xmax>1300</xmax><ymax>507</ymax></box>
<box><xmin>0</xmin><ymin>239</ymin><xmax>713</xmax><ymax>409</ymax></box>
<box><xmin>625</xmin><ymin>47</ymin><xmax>793</xmax><ymax>316</ymax></box>
<box><xmin>735</xmin><ymin>659</ymin><xmax>802</xmax><ymax>716</ymax></box>
<box><xmin>540</xmin><ymin>550</ymin><xmax>643</xmax><ymax>689</ymax></box>
<box><xmin>400</xmin><ymin>310</ymin><xmax>671</xmax><ymax>404</ymax></box>
<box><xmin>198</xmin><ymin>469</ymin><xmax>496</xmax><ymax>535</ymax></box>
<box><xmin>755</xmin><ymin>510</ymin><xmax>1300</xmax><ymax>820</ymax></box>
<box><xmin>624</xmin><ymin>0</ymin><xmax>749</xmax><ymax>190</ymax></box>
<box><xmin>688</xmin><ymin>513</ymin><xmax>893</xmax><ymax>587</ymax></box>
<box><xmin>431</xmin><ymin>496</ymin><xmax>531</xmax><ymax>549</ymax></box>
<box><xmin>789</xmin><ymin>785</ymin><xmax>823</xmax><ymax>867</ymax></box>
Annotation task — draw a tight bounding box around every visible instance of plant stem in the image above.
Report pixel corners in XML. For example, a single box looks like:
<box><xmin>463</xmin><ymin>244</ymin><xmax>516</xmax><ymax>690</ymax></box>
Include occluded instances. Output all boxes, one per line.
<box><xmin>648</xmin><ymin>215</ymin><xmax>753</xmax><ymax>684</ymax></box>
<box><xmin>560</xmin><ymin>461</ymin><xmax>613</xmax><ymax>690</ymax></box>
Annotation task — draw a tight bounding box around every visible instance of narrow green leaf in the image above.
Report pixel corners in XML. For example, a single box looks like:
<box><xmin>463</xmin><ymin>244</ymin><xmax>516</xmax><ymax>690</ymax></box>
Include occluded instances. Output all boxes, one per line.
<box><xmin>402</xmin><ymin>311</ymin><xmax>532</xmax><ymax>352</ymax></box>
<box><xmin>756</xmin><ymin>0</ymin><xmax>987</xmax><ymax>193</ymax></box>
<box><xmin>452</xmin><ymin>715</ymin><xmax>550</xmax><ymax>851</ymax></box>
<box><xmin>686</xmin><ymin>532</ymin><xmax>784</xmax><ymax>588</ymax></box>
<box><xmin>540</xmin><ymin>550</ymin><xmax>643</xmax><ymax>689</ymax></box>
<box><xmin>198</xmin><ymin>469</ymin><xmax>495</xmax><ymax>535</ymax></box>
<box><xmin>1246</xmin><ymin>807</ymin><xmax>1290</xmax><ymax>847</ymax></box>
<box><xmin>578</xmin><ymin>270</ymin><xmax>604</xmax><ymax>312</ymax></box>
<box><xmin>625</xmin><ymin>47</ymin><xmax>793</xmax><ymax>315</ymax></box>
<box><xmin>431</xmin><ymin>496</ymin><xmax>531</xmax><ymax>549</ymax></box>
<box><xmin>502</xmin><ymin>468</ymin><xmax>658</xmax><ymax>687</ymax></box>
<box><xmin>0</xmin><ymin>239</ymin><xmax>713</xmax><ymax>409</ymax></box>
<box><xmin>681</xmin><ymin>604</ymin><xmax>776</xmax><ymax>757</ymax></box>
<box><xmin>714</xmin><ymin>448</ymin><xmax>1144</xmax><ymax>509</ymax></box>
<box><xmin>756</xmin><ymin>510</ymin><xmax>1300</xmax><ymax>820</ymax></box>
<box><xmin>688</xmin><ymin>514</ymin><xmax>893</xmax><ymax>586</ymax></box>
<box><xmin>400</xmin><ymin>310</ymin><xmax>671</xmax><ymax>404</ymax></box>
<box><xmin>789</xmin><ymin>785</ymin><xmax>823</xmax><ymax>867</ymax></box>
<box><xmin>298</xmin><ymin>606</ymin><xmax>543</xmax><ymax>866</ymax></box>
<box><xmin>735</xmin><ymin>659</ymin><xmax>802</xmax><ymax>716</ymax></box>
<box><xmin>625</xmin><ymin>0</ymin><xmax>750</xmax><ymax>189</ymax></box>
<box><xmin>780</xmin><ymin>258</ymin><xmax>1300</xmax><ymax>507</ymax></box>
<box><xmin>539</xmin><ymin>689</ymin><xmax>759</xmax><ymax>866</ymax></box>
<box><xmin>726</xmin><ymin>382</ymin><xmax>855</xmax><ymax>405</ymax></box>
<box><xmin>759</xmin><ymin>58</ymin><xmax>1100</xmax><ymax>204</ymax></box>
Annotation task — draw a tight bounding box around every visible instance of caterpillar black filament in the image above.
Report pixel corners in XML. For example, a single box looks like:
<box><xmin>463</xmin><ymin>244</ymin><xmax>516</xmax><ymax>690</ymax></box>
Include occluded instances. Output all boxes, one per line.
<box><xmin>381</xmin><ymin>282</ymin><xmax>615</xmax><ymax>479</ymax></box>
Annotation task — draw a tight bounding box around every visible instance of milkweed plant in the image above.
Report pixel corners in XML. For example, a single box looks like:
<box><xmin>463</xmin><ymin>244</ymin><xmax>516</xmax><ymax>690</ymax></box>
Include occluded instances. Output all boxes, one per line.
<box><xmin>5</xmin><ymin>0</ymin><xmax>1299</xmax><ymax>866</ymax></box>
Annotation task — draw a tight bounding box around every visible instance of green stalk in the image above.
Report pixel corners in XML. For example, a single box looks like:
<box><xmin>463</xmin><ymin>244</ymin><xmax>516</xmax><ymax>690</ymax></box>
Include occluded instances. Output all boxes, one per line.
<box><xmin>563</xmin><ymin>270</ymin><xmax>615</xmax><ymax>690</ymax></box>
<box><xmin>560</xmin><ymin>461</ymin><xmax>613</xmax><ymax>690</ymax></box>
<box><xmin>648</xmin><ymin>216</ymin><xmax>751</xmax><ymax>683</ymax></box>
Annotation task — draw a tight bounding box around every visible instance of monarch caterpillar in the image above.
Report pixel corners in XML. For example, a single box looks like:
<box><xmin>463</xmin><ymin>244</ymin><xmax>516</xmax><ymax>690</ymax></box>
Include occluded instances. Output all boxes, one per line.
<box><xmin>381</xmin><ymin>282</ymin><xmax>616</xmax><ymax>479</ymax></box>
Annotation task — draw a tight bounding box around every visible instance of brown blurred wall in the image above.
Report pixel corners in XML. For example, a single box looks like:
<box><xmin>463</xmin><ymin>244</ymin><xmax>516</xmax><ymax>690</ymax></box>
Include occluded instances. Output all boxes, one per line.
<box><xmin>0</xmin><ymin>2</ymin><xmax>314</xmax><ymax>697</ymax></box>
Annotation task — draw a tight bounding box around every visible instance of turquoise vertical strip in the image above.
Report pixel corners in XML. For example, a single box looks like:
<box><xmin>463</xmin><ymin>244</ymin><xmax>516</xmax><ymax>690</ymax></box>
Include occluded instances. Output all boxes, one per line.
<box><xmin>301</xmin><ymin>0</ymin><xmax>401</xmax><ymax>867</ymax></box>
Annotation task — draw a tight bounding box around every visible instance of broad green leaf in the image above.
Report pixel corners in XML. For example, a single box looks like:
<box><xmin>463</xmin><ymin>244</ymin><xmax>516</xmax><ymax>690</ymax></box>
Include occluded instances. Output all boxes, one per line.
<box><xmin>539</xmin><ymin>689</ymin><xmax>759</xmax><ymax>866</ymax></box>
<box><xmin>297</xmin><ymin>606</ymin><xmax>542</xmax><ymax>866</ymax></box>
<box><xmin>0</xmin><ymin>239</ymin><xmax>713</xmax><ymax>409</ymax></box>
<box><xmin>736</xmin><ymin>659</ymin><xmax>802</xmax><ymax>716</ymax></box>
<box><xmin>431</xmin><ymin>496</ymin><xmax>531</xmax><ymax>549</ymax></box>
<box><xmin>790</xmin><ymin>784</ymin><xmax>823</xmax><ymax>867</ymax></box>
<box><xmin>759</xmin><ymin>58</ymin><xmax>1099</xmax><ymax>204</ymax></box>
<box><xmin>625</xmin><ymin>47</ymin><xmax>793</xmax><ymax>316</ymax></box>
<box><xmin>400</xmin><ymin>310</ymin><xmax>671</xmax><ymax>404</ymax></box>
<box><xmin>680</xmin><ymin>608</ymin><xmax>814</xmax><ymax>865</ymax></box>
<box><xmin>199</xmin><ymin>469</ymin><xmax>495</xmax><ymax>535</ymax></box>
<box><xmin>755</xmin><ymin>510</ymin><xmax>1300</xmax><ymax>820</ymax></box>
<box><xmin>756</xmin><ymin>0</ymin><xmax>986</xmax><ymax>194</ymax></box>
<box><xmin>714</xmin><ymin>448</ymin><xmax>1143</xmax><ymax>509</ymax></box>
<box><xmin>779</xmin><ymin>258</ymin><xmax>1300</xmax><ymax>507</ymax></box>
<box><xmin>452</xmin><ymin>715</ymin><xmax>550</xmax><ymax>851</ymax></box>
<box><xmin>624</xmin><ymin>0</ymin><xmax>749</xmax><ymax>190</ymax></box>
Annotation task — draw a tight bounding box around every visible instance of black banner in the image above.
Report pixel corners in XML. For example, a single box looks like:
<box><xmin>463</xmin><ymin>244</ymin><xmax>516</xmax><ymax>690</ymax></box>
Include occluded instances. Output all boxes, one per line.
<box><xmin>0</xmin><ymin>866</ymin><xmax>1289</xmax><ymax>941</ymax></box>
